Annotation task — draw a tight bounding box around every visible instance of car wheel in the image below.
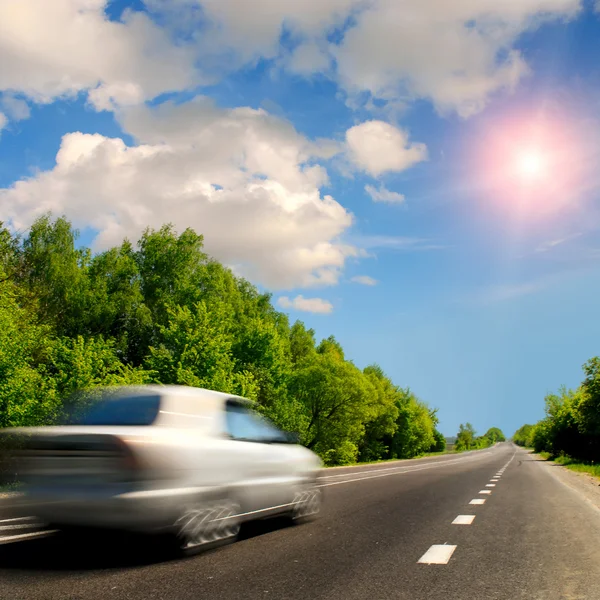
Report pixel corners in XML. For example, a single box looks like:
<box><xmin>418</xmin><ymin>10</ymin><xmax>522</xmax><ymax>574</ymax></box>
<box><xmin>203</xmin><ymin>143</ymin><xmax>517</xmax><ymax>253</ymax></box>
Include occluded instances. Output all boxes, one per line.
<box><xmin>174</xmin><ymin>497</ymin><xmax>241</xmax><ymax>555</ymax></box>
<box><xmin>291</xmin><ymin>484</ymin><xmax>322</xmax><ymax>523</ymax></box>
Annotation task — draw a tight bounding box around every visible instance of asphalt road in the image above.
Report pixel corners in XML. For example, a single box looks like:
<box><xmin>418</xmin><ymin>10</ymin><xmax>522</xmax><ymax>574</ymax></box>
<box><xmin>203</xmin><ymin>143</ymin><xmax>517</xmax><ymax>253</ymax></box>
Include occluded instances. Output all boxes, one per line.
<box><xmin>1</xmin><ymin>443</ymin><xmax>600</xmax><ymax>600</ymax></box>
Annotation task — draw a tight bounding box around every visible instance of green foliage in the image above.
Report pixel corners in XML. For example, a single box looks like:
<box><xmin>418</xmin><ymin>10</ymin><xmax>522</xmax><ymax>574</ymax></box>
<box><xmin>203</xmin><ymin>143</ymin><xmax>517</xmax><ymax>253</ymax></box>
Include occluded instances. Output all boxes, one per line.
<box><xmin>390</xmin><ymin>390</ymin><xmax>437</xmax><ymax>458</ymax></box>
<box><xmin>512</xmin><ymin>424</ymin><xmax>535</xmax><ymax>447</ymax></box>
<box><xmin>0</xmin><ymin>215</ymin><xmax>460</xmax><ymax>467</ymax></box>
<box><xmin>0</xmin><ymin>280</ymin><xmax>58</xmax><ymax>427</ymax></box>
<box><xmin>482</xmin><ymin>427</ymin><xmax>505</xmax><ymax>444</ymax></box>
<box><xmin>454</xmin><ymin>423</ymin><xmax>504</xmax><ymax>451</ymax></box>
<box><xmin>516</xmin><ymin>357</ymin><xmax>600</xmax><ymax>463</ymax></box>
<box><xmin>455</xmin><ymin>422</ymin><xmax>476</xmax><ymax>451</ymax></box>
<box><xmin>431</xmin><ymin>430</ymin><xmax>447</xmax><ymax>452</ymax></box>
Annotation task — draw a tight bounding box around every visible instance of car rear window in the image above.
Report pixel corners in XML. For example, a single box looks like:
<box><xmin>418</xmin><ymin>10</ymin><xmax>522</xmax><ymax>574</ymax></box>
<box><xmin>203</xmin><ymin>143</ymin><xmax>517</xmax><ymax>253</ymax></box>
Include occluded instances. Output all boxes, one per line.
<box><xmin>77</xmin><ymin>395</ymin><xmax>161</xmax><ymax>426</ymax></box>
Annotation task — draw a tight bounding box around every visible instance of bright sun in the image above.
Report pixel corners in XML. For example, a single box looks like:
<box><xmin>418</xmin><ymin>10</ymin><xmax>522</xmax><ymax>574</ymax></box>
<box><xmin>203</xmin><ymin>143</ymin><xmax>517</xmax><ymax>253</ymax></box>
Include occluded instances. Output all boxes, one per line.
<box><xmin>515</xmin><ymin>149</ymin><xmax>547</xmax><ymax>180</ymax></box>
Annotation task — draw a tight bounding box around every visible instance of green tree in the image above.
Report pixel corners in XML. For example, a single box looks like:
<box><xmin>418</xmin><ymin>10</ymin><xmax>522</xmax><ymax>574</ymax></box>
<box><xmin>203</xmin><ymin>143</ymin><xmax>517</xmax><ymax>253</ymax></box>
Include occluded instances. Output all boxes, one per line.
<box><xmin>483</xmin><ymin>427</ymin><xmax>506</xmax><ymax>444</ymax></box>
<box><xmin>0</xmin><ymin>279</ymin><xmax>58</xmax><ymax>427</ymax></box>
<box><xmin>358</xmin><ymin>365</ymin><xmax>400</xmax><ymax>462</ymax></box>
<box><xmin>455</xmin><ymin>422</ymin><xmax>476</xmax><ymax>451</ymax></box>
<box><xmin>20</xmin><ymin>214</ymin><xmax>91</xmax><ymax>336</ymax></box>
<box><xmin>389</xmin><ymin>390</ymin><xmax>437</xmax><ymax>459</ymax></box>
<box><xmin>513</xmin><ymin>424</ymin><xmax>535</xmax><ymax>447</ymax></box>
<box><xmin>288</xmin><ymin>343</ymin><xmax>371</xmax><ymax>463</ymax></box>
<box><xmin>430</xmin><ymin>430</ymin><xmax>447</xmax><ymax>452</ymax></box>
<box><xmin>578</xmin><ymin>357</ymin><xmax>600</xmax><ymax>461</ymax></box>
<box><xmin>0</xmin><ymin>215</ymin><xmax>458</xmax><ymax>469</ymax></box>
<box><xmin>144</xmin><ymin>301</ymin><xmax>256</xmax><ymax>397</ymax></box>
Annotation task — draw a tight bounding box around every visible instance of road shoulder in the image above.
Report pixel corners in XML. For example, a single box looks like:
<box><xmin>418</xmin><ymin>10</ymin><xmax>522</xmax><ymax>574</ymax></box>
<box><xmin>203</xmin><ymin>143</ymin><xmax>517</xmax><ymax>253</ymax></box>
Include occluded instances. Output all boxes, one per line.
<box><xmin>527</xmin><ymin>450</ymin><xmax>600</xmax><ymax>513</ymax></box>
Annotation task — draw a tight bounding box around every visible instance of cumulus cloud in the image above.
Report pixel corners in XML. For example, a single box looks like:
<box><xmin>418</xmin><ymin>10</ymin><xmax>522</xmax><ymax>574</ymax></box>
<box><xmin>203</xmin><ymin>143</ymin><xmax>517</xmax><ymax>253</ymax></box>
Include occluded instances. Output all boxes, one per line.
<box><xmin>350</xmin><ymin>275</ymin><xmax>378</xmax><ymax>286</ymax></box>
<box><xmin>277</xmin><ymin>295</ymin><xmax>333</xmax><ymax>314</ymax></box>
<box><xmin>0</xmin><ymin>112</ymin><xmax>6</xmax><ymax>132</ymax></box>
<box><xmin>364</xmin><ymin>184</ymin><xmax>405</xmax><ymax>204</ymax></box>
<box><xmin>147</xmin><ymin>0</ymin><xmax>359</xmax><ymax>63</ymax></box>
<box><xmin>0</xmin><ymin>0</ymin><xmax>197</xmax><ymax>114</ymax></box>
<box><xmin>0</xmin><ymin>0</ymin><xmax>580</xmax><ymax>120</ymax></box>
<box><xmin>346</xmin><ymin>121</ymin><xmax>427</xmax><ymax>177</ymax></box>
<box><xmin>0</xmin><ymin>98</ymin><xmax>358</xmax><ymax>290</ymax></box>
<box><xmin>1</xmin><ymin>95</ymin><xmax>30</xmax><ymax>121</ymax></box>
<box><xmin>287</xmin><ymin>42</ymin><xmax>332</xmax><ymax>76</ymax></box>
<box><xmin>149</xmin><ymin>0</ymin><xmax>580</xmax><ymax>117</ymax></box>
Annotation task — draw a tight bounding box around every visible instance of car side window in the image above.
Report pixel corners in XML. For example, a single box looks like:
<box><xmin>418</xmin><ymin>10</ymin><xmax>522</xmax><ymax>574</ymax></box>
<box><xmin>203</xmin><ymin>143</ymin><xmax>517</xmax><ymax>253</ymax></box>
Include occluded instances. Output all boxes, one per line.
<box><xmin>225</xmin><ymin>403</ymin><xmax>289</xmax><ymax>443</ymax></box>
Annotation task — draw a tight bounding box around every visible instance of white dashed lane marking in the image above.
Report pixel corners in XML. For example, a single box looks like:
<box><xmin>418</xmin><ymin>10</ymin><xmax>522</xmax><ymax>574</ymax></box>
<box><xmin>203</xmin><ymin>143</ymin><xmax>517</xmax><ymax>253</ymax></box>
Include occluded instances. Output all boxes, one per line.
<box><xmin>418</xmin><ymin>545</ymin><xmax>457</xmax><ymax>565</ymax></box>
<box><xmin>416</xmin><ymin>447</ymin><xmax>517</xmax><ymax>567</ymax></box>
<box><xmin>452</xmin><ymin>515</ymin><xmax>475</xmax><ymax>525</ymax></box>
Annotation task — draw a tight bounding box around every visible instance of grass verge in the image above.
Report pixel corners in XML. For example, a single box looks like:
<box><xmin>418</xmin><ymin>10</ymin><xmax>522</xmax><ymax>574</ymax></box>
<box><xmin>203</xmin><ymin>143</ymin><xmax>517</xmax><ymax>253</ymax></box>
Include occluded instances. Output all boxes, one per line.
<box><xmin>538</xmin><ymin>453</ymin><xmax>600</xmax><ymax>480</ymax></box>
<box><xmin>324</xmin><ymin>447</ymin><xmax>468</xmax><ymax>468</ymax></box>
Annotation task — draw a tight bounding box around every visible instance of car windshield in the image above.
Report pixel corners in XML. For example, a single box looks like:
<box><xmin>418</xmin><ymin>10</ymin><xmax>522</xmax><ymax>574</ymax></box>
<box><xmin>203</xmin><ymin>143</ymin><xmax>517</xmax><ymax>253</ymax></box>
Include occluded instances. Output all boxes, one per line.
<box><xmin>75</xmin><ymin>394</ymin><xmax>161</xmax><ymax>426</ymax></box>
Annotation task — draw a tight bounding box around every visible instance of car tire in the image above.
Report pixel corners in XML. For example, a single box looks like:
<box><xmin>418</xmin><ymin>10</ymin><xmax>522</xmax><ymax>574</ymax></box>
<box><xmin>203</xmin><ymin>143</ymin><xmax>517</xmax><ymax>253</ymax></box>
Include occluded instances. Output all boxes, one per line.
<box><xmin>173</xmin><ymin>496</ymin><xmax>241</xmax><ymax>556</ymax></box>
<box><xmin>291</xmin><ymin>484</ymin><xmax>322</xmax><ymax>523</ymax></box>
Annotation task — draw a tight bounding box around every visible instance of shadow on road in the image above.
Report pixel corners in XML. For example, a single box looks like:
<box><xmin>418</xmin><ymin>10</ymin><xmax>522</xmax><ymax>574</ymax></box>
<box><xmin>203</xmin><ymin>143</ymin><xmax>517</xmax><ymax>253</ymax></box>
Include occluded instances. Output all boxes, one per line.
<box><xmin>0</xmin><ymin>517</ymin><xmax>294</xmax><ymax>572</ymax></box>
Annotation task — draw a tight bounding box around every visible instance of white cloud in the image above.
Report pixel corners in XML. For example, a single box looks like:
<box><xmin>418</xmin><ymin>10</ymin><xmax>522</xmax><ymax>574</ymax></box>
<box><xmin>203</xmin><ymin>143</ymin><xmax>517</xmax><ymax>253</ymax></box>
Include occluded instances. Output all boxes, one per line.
<box><xmin>277</xmin><ymin>295</ymin><xmax>333</xmax><ymax>314</ymax></box>
<box><xmin>346</xmin><ymin>121</ymin><xmax>427</xmax><ymax>177</ymax></box>
<box><xmin>0</xmin><ymin>98</ymin><xmax>358</xmax><ymax>290</ymax></box>
<box><xmin>0</xmin><ymin>0</ymin><xmax>197</xmax><ymax>113</ymax></box>
<box><xmin>0</xmin><ymin>112</ymin><xmax>6</xmax><ymax>132</ymax></box>
<box><xmin>149</xmin><ymin>0</ymin><xmax>580</xmax><ymax>117</ymax></box>
<box><xmin>354</xmin><ymin>234</ymin><xmax>447</xmax><ymax>251</ymax></box>
<box><xmin>1</xmin><ymin>95</ymin><xmax>30</xmax><ymax>121</ymax></box>
<box><xmin>0</xmin><ymin>0</ymin><xmax>580</xmax><ymax>121</ymax></box>
<box><xmin>535</xmin><ymin>233</ymin><xmax>582</xmax><ymax>253</ymax></box>
<box><xmin>364</xmin><ymin>183</ymin><xmax>405</xmax><ymax>204</ymax></box>
<box><xmin>148</xmin><ymin>0</ymin><xmax>359</xmax><ymax>63</ymax></box>
<box><xmin>350</xmin><ymin>275</ymin><xmax>378</xmax><ymax>286</ymax></box>
<box><xmin>286</xmin><ymin>42</ymin><xmax>331</xmax><ymax>76</ymax></box>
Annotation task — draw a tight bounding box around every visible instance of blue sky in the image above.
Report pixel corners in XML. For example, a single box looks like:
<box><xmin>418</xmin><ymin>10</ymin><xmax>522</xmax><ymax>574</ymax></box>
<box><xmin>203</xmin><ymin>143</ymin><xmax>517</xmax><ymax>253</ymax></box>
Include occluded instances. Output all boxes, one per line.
<box><xmin>2</xmin><ymin>0</ymin><xmax>600</xmax><ymax>436</ymax></box>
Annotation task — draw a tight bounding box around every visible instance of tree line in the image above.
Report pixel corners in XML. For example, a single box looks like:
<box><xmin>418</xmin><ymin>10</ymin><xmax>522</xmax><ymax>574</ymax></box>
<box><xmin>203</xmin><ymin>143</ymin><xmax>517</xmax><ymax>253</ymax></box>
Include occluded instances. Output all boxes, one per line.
<box><xmin>0</xmin><ymin>216</ymin><xmax>461</xmax><ymax>466</ymax></box>
<box><xmin>454</xmin><ymin>423</ymin><xmax>505</xmax><ymax>451</ymax></box>
<box><xmin>513</xmin><ymin>358</ymin><xmax>600</xmax><ymax>462</ymax></box>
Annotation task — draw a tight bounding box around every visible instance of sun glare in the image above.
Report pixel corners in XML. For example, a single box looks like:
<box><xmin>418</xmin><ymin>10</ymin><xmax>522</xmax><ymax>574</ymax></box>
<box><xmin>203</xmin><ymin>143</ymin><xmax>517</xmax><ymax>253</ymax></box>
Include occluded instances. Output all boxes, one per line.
<box><xmin>516</xmin><ymin>150</ymin><xmax>546</xmax><ymax>180</ymax></box>
<box><xmin>473</xmin><ymin>108</ymin><xmax>588</xmax><ymax>220</ymax></box>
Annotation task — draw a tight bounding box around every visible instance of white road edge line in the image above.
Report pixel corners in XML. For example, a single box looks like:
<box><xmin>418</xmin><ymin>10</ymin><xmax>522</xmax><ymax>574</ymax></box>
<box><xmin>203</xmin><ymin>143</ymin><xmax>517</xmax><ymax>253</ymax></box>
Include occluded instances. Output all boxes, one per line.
<box><xmin>319</xmin><ymin>452</ymin><xmax>493</xmax><ymax>480</ymax></box>
<box><xmin>470</xmin><ymin>499</ymin><xmax>485</xmax><ymax>505</ymax></box>
<box><xmin>318</xmin><ymin>453</ymin><xmax>493</xmax><ymax>488</ymax></box>
<box><xmin>418</xmin><ymin>544</ymin><xmax>457</xmax><ymax>565</ymax></box>
<box><xmin>452</xmin><ymin>515</ymin><xmax>475</xmax><ymax>525</ymax></box>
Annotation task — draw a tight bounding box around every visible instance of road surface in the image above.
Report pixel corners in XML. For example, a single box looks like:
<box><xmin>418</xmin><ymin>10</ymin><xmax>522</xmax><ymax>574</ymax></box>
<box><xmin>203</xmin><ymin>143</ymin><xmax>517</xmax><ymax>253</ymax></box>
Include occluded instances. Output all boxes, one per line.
<box><xmin>1</xmin><ymin>443</ymin><xmax>599</xmax><ymax>600</ymax></box>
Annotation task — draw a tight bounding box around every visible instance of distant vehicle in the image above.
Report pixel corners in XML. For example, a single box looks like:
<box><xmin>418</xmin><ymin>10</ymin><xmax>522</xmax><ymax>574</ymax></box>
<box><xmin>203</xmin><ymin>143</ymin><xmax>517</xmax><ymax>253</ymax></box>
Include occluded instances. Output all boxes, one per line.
<box><xmin>4</xmin><ymin>386</ymin><xmax>322</xmax><ymax>553</ymax></box>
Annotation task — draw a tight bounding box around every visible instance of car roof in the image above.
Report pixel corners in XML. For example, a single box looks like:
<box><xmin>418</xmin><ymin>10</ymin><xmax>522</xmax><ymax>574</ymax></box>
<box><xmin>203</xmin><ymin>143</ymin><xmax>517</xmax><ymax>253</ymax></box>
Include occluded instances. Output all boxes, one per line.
<box><xmin>97</xmin><ymin>384</ymin><xmax>251</xmax><ymax>403</ymax></box>
<box><xmin>87</xmin><ymin>385</ymin><xmax>255</xmax><ymax>430</ymax></box>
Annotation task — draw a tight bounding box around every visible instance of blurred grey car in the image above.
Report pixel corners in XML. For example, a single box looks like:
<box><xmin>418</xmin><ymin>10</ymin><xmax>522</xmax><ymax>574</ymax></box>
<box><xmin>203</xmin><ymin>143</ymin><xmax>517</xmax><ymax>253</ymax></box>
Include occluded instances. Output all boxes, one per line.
<box><xmin>6</xmin><ymin>385</ymin><xmax>323</xmax><ymax>553</ymax></box>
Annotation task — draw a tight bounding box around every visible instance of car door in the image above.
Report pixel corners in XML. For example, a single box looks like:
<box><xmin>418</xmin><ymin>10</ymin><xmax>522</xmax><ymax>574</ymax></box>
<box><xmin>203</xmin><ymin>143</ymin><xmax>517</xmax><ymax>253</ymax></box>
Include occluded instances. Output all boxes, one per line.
<box><xmin>224</xmin><ymin>402</ymin><xmax>296</xmax><ymax>513</ymax></box>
